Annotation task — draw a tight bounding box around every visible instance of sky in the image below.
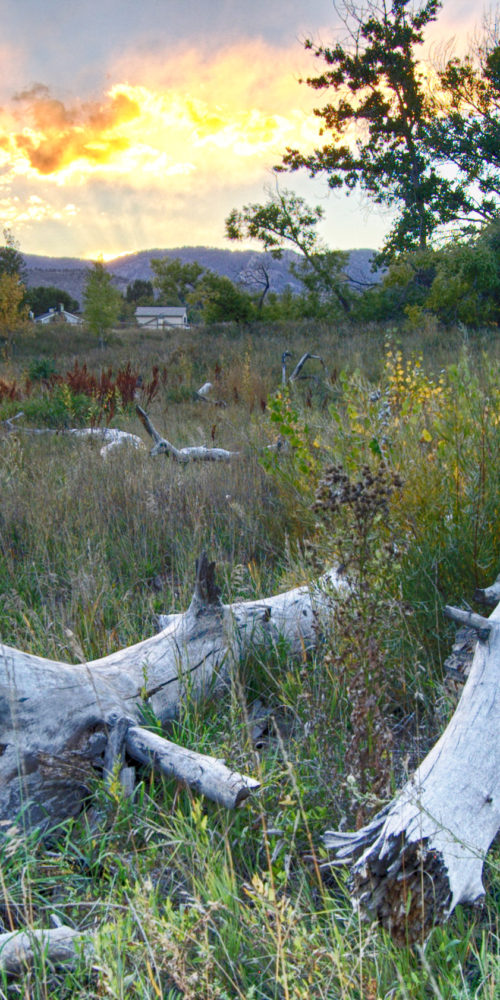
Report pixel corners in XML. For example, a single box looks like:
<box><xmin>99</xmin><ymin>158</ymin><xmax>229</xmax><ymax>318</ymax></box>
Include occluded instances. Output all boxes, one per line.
<box><xmin>0</xmin><ymin>0</ymin><xmax>480</xmax><ymax>260</ymax></box>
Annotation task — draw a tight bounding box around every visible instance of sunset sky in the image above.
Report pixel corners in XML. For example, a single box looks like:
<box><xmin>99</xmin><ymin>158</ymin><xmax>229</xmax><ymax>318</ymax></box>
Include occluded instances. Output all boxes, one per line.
<box><xmin>0</xmin><ymin>0</ymin><xmax>479</xmax><ymax>260</ymax></box>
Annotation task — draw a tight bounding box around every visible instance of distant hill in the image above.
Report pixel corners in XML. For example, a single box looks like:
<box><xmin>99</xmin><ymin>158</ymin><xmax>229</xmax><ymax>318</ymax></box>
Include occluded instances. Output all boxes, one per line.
<box><xmin>23</xmin><ymin>246</ymin><xmax>382</xmax><ymax>309</ymax></box>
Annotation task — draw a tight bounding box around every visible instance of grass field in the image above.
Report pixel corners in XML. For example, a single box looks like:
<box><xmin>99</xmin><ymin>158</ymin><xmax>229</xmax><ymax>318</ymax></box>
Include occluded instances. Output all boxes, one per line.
<box><xmin>0</xmin><ymin>318</ymin><xmax>499</xmax><ymax>998</ymax></box>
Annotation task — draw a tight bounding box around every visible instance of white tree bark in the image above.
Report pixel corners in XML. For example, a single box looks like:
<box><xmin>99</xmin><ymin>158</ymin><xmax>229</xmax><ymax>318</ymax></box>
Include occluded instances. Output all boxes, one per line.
<box><xmin>0</xmin><ymin>926</ymin><xmax>90</xmax><ymax>975</ymax></box>
<box><xmin>0</xmin><ymin>555</ymin><xmax>339</xmax><ymax>829</ymax></box>
<box><xmin>324</xmin><ymin>593</ymin><xmax>500</xmax><ymax>943</ymax></box>
<box><xmin>1</xmin><ymin>412</ymin><xmax>145</xmax><ymax>457</ymax></box>
<box><xmin>136</xmin><ymin>405</ymin><xmax>239</xmax><ymax>461</ymax></box>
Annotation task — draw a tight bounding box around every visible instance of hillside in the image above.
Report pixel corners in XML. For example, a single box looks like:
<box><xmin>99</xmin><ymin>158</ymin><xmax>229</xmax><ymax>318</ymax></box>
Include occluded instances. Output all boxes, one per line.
<box><xmin>22</xmin><ymin>246</ymin><xmax>381</xmax><ymax>308</ymax></box>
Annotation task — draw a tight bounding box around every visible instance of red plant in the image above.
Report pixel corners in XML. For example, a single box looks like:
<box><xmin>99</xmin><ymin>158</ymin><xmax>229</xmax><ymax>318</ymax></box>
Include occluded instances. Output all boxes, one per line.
<box><xmin>0</xmin><ymin>378</ymin><xmax>22</xmax><ymax>401</ymax></box>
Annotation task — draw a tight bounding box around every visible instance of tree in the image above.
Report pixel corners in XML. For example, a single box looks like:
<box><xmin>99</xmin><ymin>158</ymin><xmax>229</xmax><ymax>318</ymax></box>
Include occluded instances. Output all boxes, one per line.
<box><xmin>0</xmin><ymin>273</ymin><xmax>28</xmax><ymax>328</ymax></box>
<box><xmin>424</xmin><ymin>222</ymin><xmax>500</xmax><ymax>325</ymax></box>
<box><xmin>151</xmin><ymin>257</ymin><xmax>205</xmax><ymax>307</ymax></box>
<box><xmin>83</xmin><ymin>261</ymin><xmax>122</xmax><ymax>345</ymax></box>
<box><xmin>280</xmin><ymin>0</ymin><xmax>472</xmax><ymax>261</ymax></box>
<box><xmin>125</xmin><ymin>279</ymin><xmax>155</xmax><ymax>305</ymax></box>
<box><xmin>27</xmin><ymin>286</ymin><xmax>79</xmax><ymax>317</ymax></box>
<box><xmin>188</xmin><ymin>271</ymin><xmax>254</xmax><ymax>324</ymax></box>
<box><xmin>226</xmin><ymin>187</ymin><xmax>351</xmax><ymax>312</ymax></box>
<box><xmin>428</xmin><ymin>24</ymin><xmax>500</xmax><ymax>230</ymax></box>
<box><xmin>0</xmin><ymin>228</ymin><xmax>26</xmax><ymax>280</ymax></box>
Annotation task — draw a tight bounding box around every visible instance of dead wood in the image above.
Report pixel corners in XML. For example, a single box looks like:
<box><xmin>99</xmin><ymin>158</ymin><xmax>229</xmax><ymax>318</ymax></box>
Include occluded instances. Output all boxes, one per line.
<box><xmin>0</xmin><ymin>554</ymin><xmax>340</xmax><ymax>830</ymax></box>
<box><xmin>136</xmin><ymin>405</ymin><xmax>239</xmax><ymax>461</ymax></box>
<box><xmin>0</xmin><ymin>926</ymin><xmax>90</xmax><ymax>975</ymax></box>
<box><xmin>1</xmin><ymin>412</ymin><xmax>145</xmax><ymax>457</ymax></box>
<box><xmin>324</xmin><ymin>585</ymin><xmax>500</xmax><ymax>943</ymax></box>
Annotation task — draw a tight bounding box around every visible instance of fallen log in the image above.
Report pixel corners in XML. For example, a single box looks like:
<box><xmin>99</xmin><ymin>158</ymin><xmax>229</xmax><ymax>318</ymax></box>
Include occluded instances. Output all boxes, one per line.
<box><xmin>0</xmin><ymin>925</ymin><xmax>90</xmax><ymax>975</ymax></box>
<box><xmin>324</xmin><ymin>586</ymin><xmax>500</xmax><ymax>944</ymax></box>
<box><xmin>136</xmin><ymin>405</ymin><xmax>239</xmax><ymax>461</ymax></box>
<box><xmin>1</xmin><ymin>412</ymin><xmax>145</xmax><ymax>458</ymax></box>
<box><xmin>0</xmin><ymin>554</ymin><xmax>339</xmax><ymax>830</ymax></box>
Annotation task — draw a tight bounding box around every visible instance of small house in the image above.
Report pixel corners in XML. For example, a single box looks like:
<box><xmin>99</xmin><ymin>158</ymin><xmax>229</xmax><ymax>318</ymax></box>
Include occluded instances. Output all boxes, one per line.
<box><xmin>135</xmin><ymin>306</ymin><xmax>188</xmax><ymax>329</ymax></box>
<box><xmin>34</xmin><ymin>305</ymin><xmax>83</xmax><ymax>326</ymax></box>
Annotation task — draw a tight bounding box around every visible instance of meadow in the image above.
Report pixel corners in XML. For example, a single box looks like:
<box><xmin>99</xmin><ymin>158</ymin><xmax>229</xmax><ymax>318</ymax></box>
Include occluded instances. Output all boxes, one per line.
<box><xmin>0</xmin><ymin>317</ymin><xmax>499</xmax><ymax>999</ymax></box>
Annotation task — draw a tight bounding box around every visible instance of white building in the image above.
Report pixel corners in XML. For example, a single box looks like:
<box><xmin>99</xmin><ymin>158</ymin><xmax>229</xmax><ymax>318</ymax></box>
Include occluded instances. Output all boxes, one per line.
<box><xmin>34</xmin><ymin>306</ymin><xmax>83</xmax><ymax>326</ymax></box>
<box><xmin>135</xmin><ymin>306</ymin><xmax>188</xmax><ymax>329</ymax></box>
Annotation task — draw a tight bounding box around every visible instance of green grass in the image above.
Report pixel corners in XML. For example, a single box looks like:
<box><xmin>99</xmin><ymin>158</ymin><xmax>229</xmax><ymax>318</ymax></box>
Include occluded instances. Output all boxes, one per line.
<box><xmin>1</xmin><ymin>318</ymin><xmax>499</xmax><ymax>997</ymax></box>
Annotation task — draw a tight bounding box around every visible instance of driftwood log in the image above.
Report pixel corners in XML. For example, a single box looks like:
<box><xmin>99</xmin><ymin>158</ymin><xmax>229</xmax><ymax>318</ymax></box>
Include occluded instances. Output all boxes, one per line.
<box><xmin>0</xmin><ymin>925</ymin><xmax>90</xmax><ymax>975</ymax></box>
<box><xmin>324</xmin><ymin>585</ymin><xmax>500</xmax><ymax>944</ymax></box>
<box><xmin>0</xmin><ymin>554</ymin><xmax>339</xmax><ymax>830</ymax></box>
<box><xmin>1</xmin><ymin>412</ymin><xmax>145</xmax><ymax>458</ymax></box>
<box><xmin>136</xmin><ymin>405</ymin><xmax>240</xmax><ymax>461</ymax></box>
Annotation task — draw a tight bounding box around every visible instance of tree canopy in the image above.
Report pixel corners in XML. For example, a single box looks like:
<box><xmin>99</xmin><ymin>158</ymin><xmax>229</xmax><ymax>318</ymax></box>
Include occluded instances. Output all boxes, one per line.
<box><xmin>27</xmin><ymin>286</ymin><xmax>79</xmax><ymax>317</ymax></box>
<box><xmin>0</xmin><ymin>229</ymin><xmax>26</xmax><ymax>280</ymax></box>
<box><xmin>273</xmin><ymin>0</ymin><xmax>500</xmax><ymax>263</ymax></box>
<box><xmin>151</xmin><ymin>257</ymin><xmax>205</xmax><ymax>307</ymax></box>
<box><xmin>428</xmin><ymin>22</ymin><xmax>500</xmax><ymax>231</ymax></box>
<box><xmin>226</xmin><ymin>188</ymin><xmax>351</xmax><ymax>312</ymax></box>
<box><xmin>125</xmin><ymin>279</ymin><xmax>155</xmax><ymax>305</ymax></box>
<box><xmin>83</xmin><ymin>261</ymin><xmax>122</xmax><ymax>344</ymax></box>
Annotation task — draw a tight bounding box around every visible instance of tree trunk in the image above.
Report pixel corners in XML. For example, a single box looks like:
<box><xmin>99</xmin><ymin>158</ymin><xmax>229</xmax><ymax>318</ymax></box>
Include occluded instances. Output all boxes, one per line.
<box><xmin>324</xmin><ymin>592</ymin><xmax>500</xmax><ymax>944</ymax></box>
<box><xmin>0</xmin><ymin>555</ymin><xmax>339</xmax><ymax>830</ymax></box>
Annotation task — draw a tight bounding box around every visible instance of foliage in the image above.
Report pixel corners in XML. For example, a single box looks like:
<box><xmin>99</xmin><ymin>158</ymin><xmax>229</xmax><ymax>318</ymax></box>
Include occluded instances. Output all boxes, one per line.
<box><xmin>125</xmin><ymin>278</ymin><xmax>155</xmax><ymax>304</ymax></box>
<box><xmin>189</xmin><ymin>271</ymin><xmax>255</xmax><ymax>324</ymax></box>
<box><xmin>429</xmin><ymin>22</ymin><xmax>500</xmax><ymax>229</ymax></box>
<box><xmin>424</xmin><ymin>223</ymin><xmax>500</xmax><ymax>325</ymax></box>
<box><xmin>279</xmin><ymin>0</ymin><xmax>498</xmax><ymax>260</ymax></box>
<box><xmin>27</xmin><ymin>285</ymin><xmax>80</xmax><ymax>317</ymax></box>
<box><xmin>226</xmin><ymin>187</ymin><xmax>351</xmax><ymax>312</ymax></box>
<box><xmin>0</xmin><ymin>272</ymin><xmax>29</xmax><ymax>327</ymax></box>
<box><xmin>151</xmin><ymin>256</ymin><xmax>205</xmax><ymax>309</ymax></box>
<box><xmin>0</xmin><ymin>228</ymin><xmax>25</xmax><ymax>279</ymax></box>
<box><xmin>368</xmin><ymin>222</ymin><xmax>500</xmax><ymax>326</ymax></box>
<box><xmin>0</xmin><ymin>361</ymin><xmax>165</xmax><ymax>429</ymax></box>
<box><xmin>83</xmin><ymin>260</ymin><xmax>122</xmax><ymax>343</ymax></box>
<box><xmin>0</xmin><ymin>272</ymin><xmax>30</xmax><ymax>355</ymax></box>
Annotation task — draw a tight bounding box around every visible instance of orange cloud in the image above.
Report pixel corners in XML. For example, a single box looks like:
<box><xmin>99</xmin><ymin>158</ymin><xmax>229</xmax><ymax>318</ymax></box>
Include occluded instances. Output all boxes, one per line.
<box><xmin>6</xmin><ymin>85</ymin><xmax>141</xmax><ymax>174</ymax></box>
<box><xmin>0</xmin><ymin>40</ymin><xmax>321</xmax><ymax>187</ymax></box>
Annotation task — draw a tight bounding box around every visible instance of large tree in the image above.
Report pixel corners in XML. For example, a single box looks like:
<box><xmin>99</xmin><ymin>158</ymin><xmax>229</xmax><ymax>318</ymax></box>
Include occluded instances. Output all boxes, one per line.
<box><xmin>150</xmin><ymin>257</ymin><xmax>205</xmax><ymax>307</ymax></box>
<box><xmin>188</xmin><ymin>271</ymin><xmax>254</xmax><ymax>324</ymax></box>
<box><xmin>280</xmin><ymin>0</ymin><xmax>471</xmax><ymax>261</ymax></box>
<box><xmin>125</xmin><ymin>278</ymin><xmax>155</xmax><ymax>305</ymax></box>
<box><xmin>226</xmin><ymin>187</ymin><xmax>351</xmax><ymax>312</ymax></box>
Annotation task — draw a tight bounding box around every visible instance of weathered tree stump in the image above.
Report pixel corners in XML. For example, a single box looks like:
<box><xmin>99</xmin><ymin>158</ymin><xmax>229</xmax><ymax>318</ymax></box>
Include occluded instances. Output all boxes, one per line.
<box><xmin>324</xmin><ymin>589</ymin><xmax>500</xmax><ymax>943</ymax></box>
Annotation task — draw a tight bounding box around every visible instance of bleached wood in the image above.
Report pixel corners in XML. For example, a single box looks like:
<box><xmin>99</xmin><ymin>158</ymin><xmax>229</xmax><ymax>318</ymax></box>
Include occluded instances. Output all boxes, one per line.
<box><xmin>136</xmin><ymin>405</ymin><xmax>239</xmax><ymax>461</ymax></box>
<box><xmin>324</xmin><ymin>595</ymin><xmax>500</xmax><ymax>943</ymax></box>
<box><xmin>0</xmin><ymin>926</ymin><xmax>90</xmax><ymax>974</ymax></box>
<box><xmin>125</xmin><ymin>724</ymin><xmax>260</xmax><ymax>808</ymax></box>
<box><xmin>475</xmin><ymin>572</ymin><xmax>500</xmax><ymax>606</ymax></box>
<box><xmin>288</xmin><ymin>352</ymin><xmax>327</xmax><ymax>383</ymax></box>
<box><xmin>1</xmin><ymin>412</ymin><xmax>145</xmax><ymax>457</ymax></box>
<box><xmin>0</xmin><ymin>555</ymin><xmax>341</xmax><ymax>828</ymax></box>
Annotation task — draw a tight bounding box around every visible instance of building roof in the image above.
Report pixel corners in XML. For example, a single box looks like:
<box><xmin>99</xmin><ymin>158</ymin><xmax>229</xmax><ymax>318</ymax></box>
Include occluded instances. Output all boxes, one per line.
<box><xmin>135</xmin><ymin>306</ymin><xmax>187</xmax><ymax>316</ymax></box>
<box><xmin>34</xmin><ymin>308</ymin><xmax>82</xmax><ymax>324</ymax></box>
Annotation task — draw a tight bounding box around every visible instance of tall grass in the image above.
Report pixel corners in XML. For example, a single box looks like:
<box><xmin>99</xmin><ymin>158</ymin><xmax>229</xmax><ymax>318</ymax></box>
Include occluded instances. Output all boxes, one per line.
<box><xmin>0</xmin><ymin>320</ymin><xmax>499</xmax><ymax>997</ymax></box>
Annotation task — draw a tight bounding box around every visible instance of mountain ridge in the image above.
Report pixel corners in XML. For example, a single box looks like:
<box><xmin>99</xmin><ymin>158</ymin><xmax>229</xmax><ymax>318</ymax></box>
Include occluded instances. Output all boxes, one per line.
<box><xmin>23</xmin><ymin>246</ymin><xmax>381</xmax><ymax>308</ymax></box>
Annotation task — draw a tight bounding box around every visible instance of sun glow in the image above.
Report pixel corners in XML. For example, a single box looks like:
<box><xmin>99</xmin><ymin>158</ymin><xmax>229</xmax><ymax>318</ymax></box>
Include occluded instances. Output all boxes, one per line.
<box><xmin>0</xmin><ymin>45</ymin><xmax>320</xmax><ymax>186</ymax></box>
<box><xmin>0</xmin><ymin>39</ymin><xmax>326</xmax><ymax>255</ymax></box>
